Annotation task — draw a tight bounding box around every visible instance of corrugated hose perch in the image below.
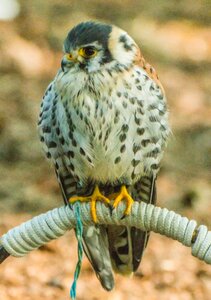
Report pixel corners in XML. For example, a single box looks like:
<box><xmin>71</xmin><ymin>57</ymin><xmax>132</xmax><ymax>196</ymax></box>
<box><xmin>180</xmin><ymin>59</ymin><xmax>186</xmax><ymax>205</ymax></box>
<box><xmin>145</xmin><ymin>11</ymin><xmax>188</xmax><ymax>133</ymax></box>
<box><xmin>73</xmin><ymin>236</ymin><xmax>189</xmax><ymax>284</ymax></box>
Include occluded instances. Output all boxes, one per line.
<box><xmin>1</xmin><ymin>201</ymin><xmax>211</xmax><ymax>264</ymax></box>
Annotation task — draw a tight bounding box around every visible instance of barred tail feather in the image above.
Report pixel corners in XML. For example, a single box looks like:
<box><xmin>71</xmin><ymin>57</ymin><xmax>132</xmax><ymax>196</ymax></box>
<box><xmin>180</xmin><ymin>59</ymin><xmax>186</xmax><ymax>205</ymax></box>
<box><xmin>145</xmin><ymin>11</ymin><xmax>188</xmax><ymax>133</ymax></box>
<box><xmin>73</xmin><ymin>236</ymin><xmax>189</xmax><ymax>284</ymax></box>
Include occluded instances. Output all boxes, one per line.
<box><xmin>82</xmin><ymin>226</ymin><xmax>114</xmax><ymax>290</ymax></box>
<box><xmin>108</xmin><ymin>176</ymin><xmax>156</xmax><ymax>274</ymax></box>
<box><xmin>55</xmin><ymin>170</ymin><xmax>114</xmax><ymax>290</ymax></box>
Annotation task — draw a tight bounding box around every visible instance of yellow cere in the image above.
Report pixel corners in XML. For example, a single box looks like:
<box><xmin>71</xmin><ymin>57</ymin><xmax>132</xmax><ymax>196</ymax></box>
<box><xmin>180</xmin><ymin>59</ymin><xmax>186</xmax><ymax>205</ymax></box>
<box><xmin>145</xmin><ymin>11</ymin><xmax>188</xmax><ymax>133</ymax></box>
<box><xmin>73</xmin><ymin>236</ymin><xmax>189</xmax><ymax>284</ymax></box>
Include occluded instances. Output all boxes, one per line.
<box><xmin>66</xmin><ymin>53</ymin><xmax>73</xmax><ymax>60</ymax></box>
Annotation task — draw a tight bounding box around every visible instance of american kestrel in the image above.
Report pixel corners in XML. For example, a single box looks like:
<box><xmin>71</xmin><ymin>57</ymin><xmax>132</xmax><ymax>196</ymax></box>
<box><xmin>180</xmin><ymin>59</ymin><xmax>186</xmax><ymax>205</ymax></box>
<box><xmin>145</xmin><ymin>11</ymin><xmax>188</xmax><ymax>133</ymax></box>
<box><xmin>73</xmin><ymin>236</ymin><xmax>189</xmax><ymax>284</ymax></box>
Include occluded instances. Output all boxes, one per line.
<box><xmin>38</xmin><ymin>21</ymin><xmax>170</xmax><ymax>291</ymax></box>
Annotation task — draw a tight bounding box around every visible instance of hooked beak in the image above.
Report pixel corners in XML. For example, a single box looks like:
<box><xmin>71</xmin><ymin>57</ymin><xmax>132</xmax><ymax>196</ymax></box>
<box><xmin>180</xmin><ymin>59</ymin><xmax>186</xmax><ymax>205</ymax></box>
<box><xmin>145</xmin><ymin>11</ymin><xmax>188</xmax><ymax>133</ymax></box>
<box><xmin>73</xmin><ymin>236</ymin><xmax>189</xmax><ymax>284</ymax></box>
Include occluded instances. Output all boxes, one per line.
<box><xmin>61</xmin><ymin>53</ymin><xmax>78</xmax><ymax>72</ymax></box>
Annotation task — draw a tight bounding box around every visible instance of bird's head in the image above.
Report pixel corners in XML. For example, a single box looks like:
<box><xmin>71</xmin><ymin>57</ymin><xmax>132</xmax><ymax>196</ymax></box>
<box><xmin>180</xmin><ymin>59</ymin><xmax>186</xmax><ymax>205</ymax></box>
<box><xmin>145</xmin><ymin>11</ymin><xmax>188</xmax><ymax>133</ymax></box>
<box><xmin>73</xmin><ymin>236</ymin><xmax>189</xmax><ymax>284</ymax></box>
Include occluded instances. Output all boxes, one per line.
<box><xmin>61</xmin><ymin>21</ymin><xmax>138</xmax><ymax>74</ymax></box>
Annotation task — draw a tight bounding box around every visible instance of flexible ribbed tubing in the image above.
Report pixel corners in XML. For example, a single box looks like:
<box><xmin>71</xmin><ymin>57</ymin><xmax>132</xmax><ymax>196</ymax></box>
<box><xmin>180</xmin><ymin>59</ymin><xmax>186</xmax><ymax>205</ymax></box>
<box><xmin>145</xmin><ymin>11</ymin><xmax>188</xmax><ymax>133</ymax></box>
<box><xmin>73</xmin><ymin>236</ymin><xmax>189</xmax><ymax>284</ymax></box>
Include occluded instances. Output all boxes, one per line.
<box><xmin>1</xmin><ymin>202</ymin><xmax>211</xmax><ymax>264</ymax></box>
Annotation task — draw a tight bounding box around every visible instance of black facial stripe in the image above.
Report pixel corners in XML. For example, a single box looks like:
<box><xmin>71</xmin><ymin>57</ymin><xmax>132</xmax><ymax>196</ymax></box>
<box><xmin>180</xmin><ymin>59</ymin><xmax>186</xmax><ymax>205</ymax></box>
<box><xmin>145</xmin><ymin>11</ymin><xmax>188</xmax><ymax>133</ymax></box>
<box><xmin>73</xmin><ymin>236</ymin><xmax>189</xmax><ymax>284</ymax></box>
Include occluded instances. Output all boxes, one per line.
<box><xmin>101</xmin><ymin>48</ymin><xmax>113</xmax><ymax>64</ymax></box>
<box><xmin>79</xmin><ymin>63</ymin><xmax>86</xmax><ymax>70</ymax></box>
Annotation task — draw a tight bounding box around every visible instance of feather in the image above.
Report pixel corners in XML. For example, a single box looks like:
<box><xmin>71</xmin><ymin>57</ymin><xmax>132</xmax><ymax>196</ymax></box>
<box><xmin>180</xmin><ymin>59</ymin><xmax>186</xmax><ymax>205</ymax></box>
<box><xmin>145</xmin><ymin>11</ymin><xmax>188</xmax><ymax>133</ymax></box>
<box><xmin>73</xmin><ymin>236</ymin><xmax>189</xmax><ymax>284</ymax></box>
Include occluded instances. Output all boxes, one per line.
<box><xmin>55</xmin><ymin>171</ymin><xmax>114</xmax><ymax>291</ymax></box>
<box><xmin>107</xmin><ymin>176</ymin><xmax>156</xmax><ymax>274</ymax></box>
<box><xmin>38</xmin><ymin>21</ymin><xmax>170</xmax><ymax>291</ymax></box>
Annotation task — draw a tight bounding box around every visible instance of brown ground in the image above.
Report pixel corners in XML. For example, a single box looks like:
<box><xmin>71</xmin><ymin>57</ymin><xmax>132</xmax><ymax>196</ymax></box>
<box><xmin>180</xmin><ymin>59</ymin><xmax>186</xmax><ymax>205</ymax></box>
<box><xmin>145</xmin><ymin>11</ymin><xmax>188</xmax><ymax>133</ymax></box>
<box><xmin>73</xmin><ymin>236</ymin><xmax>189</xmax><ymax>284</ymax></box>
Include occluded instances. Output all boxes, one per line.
<box><xmin>0</xmin><ymin>1</ymin><xmax>211</xmax><ymax>299</ymax></box>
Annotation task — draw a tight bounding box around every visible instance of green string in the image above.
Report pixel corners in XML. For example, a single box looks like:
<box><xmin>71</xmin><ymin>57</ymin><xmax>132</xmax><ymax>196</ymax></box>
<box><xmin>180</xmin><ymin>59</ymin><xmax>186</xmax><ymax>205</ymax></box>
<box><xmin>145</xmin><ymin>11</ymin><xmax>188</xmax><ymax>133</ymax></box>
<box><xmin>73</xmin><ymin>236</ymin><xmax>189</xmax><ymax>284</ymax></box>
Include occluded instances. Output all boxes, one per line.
<box><xmin>70</xmin><ymin>202</ymin><xmax>84</xmax><ymax>300</ymax></box>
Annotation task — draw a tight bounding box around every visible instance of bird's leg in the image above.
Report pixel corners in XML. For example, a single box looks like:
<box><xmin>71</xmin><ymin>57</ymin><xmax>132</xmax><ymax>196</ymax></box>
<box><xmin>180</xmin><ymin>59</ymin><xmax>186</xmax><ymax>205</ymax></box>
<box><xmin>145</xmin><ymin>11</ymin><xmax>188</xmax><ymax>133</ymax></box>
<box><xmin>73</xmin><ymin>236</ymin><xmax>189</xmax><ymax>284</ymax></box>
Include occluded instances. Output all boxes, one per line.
<box><xmin>69</xmin><ymin>185</ymin><xmax>110</xmax><ymax>223</ymax></box>
<box><xmin>112</xmin><ymin>185</ymin><xmax>134</xmax><ymax>218</ymax></box>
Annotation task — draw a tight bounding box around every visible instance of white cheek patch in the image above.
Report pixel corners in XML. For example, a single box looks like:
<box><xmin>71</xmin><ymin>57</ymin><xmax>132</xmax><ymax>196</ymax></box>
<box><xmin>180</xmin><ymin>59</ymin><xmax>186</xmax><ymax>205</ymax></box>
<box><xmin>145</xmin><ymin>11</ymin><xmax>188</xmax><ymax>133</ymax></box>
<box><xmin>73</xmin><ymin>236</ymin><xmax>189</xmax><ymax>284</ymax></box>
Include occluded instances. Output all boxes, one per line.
<box><xmin>108</xmin><ymin>27</ymin><xmax>137</xmax><ymax>65</ymax></box>
<box><xmin>87</xmin><ymin>56</ymin><xmax>102</xmax><ymax>72</ymax></box>
<box><xmin>86</xmin><ymin>51</ymin><xmax>104</xmax><ymax>72</ymax></box>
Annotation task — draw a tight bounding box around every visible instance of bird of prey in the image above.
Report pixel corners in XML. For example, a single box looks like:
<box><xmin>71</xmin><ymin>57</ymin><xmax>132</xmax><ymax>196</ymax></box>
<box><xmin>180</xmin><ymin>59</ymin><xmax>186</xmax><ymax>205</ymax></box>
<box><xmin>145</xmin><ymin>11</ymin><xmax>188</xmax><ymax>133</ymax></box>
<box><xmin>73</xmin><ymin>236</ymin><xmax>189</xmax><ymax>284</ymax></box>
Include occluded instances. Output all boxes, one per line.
<box><xmin>38</xmin><ymin>21</ymin><xmax>170</xmax><ymax>291</ymax></box>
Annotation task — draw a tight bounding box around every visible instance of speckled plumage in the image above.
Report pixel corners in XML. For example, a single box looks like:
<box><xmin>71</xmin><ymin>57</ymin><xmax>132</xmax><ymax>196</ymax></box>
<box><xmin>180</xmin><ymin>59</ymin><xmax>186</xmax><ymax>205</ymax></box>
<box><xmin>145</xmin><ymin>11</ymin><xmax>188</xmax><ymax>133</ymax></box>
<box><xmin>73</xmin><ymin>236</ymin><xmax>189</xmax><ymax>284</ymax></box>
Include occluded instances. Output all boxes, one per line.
<box><xmin>38</xmin><ymin>21</ymin><xmax>170</xmax><ymax>290</ymax></box>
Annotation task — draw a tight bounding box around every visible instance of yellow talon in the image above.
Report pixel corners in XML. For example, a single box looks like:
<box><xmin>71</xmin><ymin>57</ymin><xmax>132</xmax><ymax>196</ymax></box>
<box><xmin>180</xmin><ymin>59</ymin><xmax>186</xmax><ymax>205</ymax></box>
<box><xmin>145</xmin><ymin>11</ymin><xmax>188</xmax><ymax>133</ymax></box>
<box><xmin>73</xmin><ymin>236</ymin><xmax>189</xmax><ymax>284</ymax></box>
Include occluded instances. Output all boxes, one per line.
<box><xmin>69</xmin><ymin>185</ymin><xmax>110</xmax><ymax>223</ymax></box>
<box><xmin>112</xmin><ymin>185</ymin><xmax>134</xmax><ymax>217</ymax></box>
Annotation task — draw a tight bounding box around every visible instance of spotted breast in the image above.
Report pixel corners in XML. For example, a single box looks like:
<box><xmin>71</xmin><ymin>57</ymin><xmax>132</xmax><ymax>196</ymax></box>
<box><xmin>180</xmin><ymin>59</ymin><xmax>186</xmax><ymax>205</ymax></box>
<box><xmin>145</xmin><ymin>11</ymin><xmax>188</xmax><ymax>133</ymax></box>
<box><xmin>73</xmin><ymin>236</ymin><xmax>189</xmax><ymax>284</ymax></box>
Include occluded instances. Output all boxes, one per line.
<box><xmin>38</xmin><ymin>21</ymin><xmax>170</xmax><ymax>291</ymax></box>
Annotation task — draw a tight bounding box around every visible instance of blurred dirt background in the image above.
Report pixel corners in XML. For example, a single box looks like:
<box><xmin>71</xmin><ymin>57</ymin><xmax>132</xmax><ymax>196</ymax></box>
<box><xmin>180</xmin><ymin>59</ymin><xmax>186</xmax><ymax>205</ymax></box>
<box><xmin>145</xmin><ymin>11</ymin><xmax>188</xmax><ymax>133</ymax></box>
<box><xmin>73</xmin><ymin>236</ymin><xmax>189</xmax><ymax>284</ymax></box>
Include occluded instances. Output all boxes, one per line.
<box><xmin>0</xmin><ymin>1</ymin><xmax>211</xmax><ymax>299</ymax></box>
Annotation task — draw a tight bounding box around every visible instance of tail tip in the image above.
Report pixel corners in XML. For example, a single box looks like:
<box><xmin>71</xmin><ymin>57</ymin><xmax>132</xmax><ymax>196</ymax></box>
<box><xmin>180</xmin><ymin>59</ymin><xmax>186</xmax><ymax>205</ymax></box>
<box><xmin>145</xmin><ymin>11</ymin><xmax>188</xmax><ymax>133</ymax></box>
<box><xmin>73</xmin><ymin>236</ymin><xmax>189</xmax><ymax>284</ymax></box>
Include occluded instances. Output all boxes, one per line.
<box><xmin>97</xmin><ymin>273</ymin><xmax>115</xmax><ymax>291</ymax></box>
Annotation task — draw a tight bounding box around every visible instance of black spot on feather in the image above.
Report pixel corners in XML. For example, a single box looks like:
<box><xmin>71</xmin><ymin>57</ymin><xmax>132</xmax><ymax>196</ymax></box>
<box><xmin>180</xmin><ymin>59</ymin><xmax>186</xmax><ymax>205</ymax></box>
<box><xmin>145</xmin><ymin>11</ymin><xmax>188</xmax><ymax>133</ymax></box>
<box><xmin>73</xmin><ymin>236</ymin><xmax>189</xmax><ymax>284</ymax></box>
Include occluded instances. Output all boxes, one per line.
<box><xmin>119</xmin><ymin>35</ymin><xmax>133</xmax><ymax>51</ymax></box>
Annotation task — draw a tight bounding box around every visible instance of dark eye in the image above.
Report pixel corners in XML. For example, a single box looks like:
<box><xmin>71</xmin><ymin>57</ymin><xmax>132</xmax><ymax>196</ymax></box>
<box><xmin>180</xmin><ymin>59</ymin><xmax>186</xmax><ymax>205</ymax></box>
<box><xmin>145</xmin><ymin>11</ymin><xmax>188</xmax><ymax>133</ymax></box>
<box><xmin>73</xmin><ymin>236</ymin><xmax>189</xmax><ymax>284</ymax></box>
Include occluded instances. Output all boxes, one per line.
<box><xmin>79</xmin><ymin>47</ymin><xmax>97</xmax><ymax>58</ymax></box>
<box><xmin>84</xmin><ymin>47</ymin><xmax>96</xmax><ymax>56</ymax></box>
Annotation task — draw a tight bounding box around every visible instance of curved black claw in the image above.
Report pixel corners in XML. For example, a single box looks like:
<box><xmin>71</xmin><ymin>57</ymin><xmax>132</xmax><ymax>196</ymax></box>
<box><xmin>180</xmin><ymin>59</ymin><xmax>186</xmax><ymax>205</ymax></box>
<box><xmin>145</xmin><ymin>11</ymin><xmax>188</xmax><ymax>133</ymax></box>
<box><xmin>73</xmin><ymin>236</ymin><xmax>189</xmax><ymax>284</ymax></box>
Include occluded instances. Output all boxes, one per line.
<box><xmin>120</xmin><ymin>214</ymin><xmax>127</xmax><ymax>220</ymax></box>
<box><xmin>68</xmin><ymin>202</ymin><xmax>73</xmax><ymax>210</ymax></box>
